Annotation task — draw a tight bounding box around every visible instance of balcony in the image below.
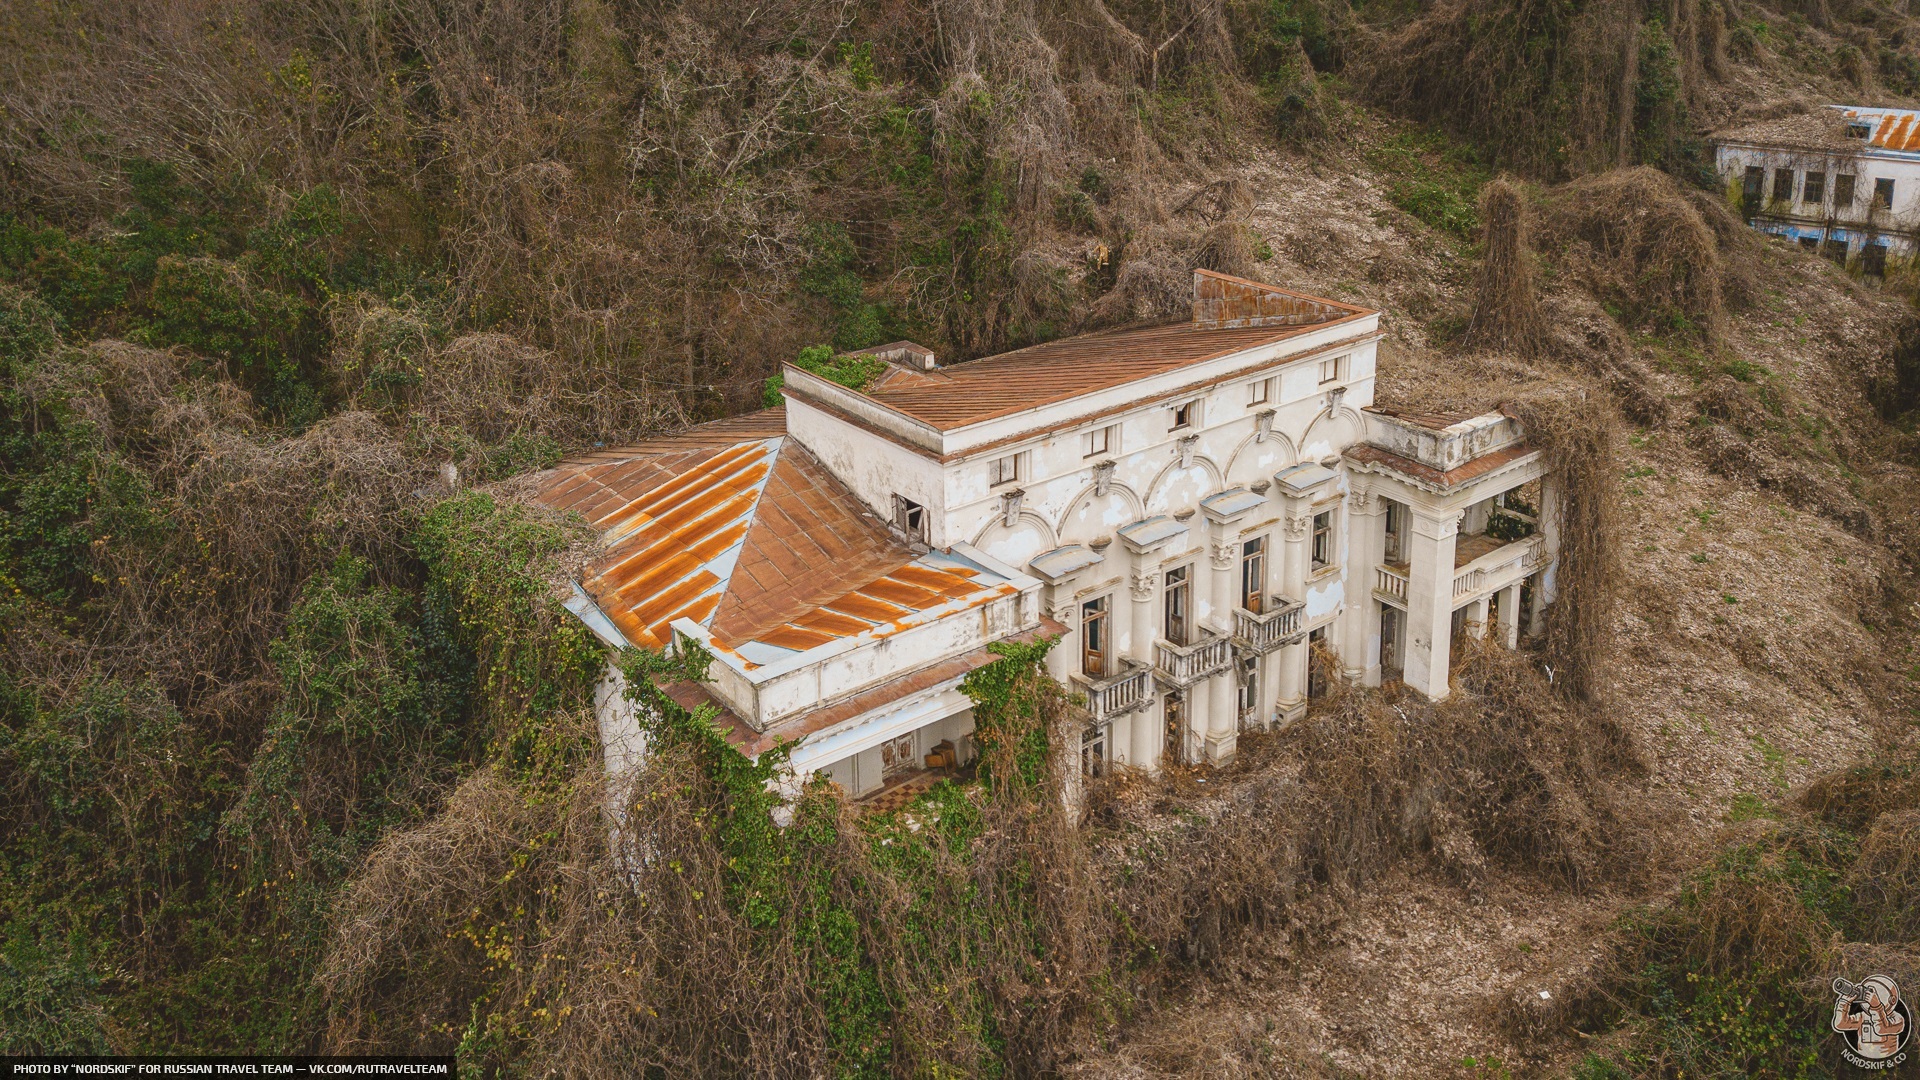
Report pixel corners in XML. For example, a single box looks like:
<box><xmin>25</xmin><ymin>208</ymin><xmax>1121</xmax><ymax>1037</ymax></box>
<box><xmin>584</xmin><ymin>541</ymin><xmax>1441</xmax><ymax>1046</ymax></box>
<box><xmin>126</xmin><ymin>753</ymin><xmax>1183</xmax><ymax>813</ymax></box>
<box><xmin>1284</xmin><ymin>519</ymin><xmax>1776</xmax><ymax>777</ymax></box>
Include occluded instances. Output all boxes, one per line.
<box><xmin>1154</xmin><ymin>632</ymin><xmax>1233</xmax><ymax>687</ymax></box>
<box><xmin>1233</xmin><ymin>596</ymin><xmax>1305</xmax><ymax>654</ymax></box>
<box><xmin>1374</xmin><ymin>564</ymin><xmax>1409</xmax><ymax>605</ymax></box>
<box><xmin>1452</xmin><ymin>535</ymin><xmax>1545</xmax><ymax>601</ymax></box>
<box><xmin>1070</xmin><ymin>662</ymin><xmax>1153</xmax><ymax>721</ymax></box>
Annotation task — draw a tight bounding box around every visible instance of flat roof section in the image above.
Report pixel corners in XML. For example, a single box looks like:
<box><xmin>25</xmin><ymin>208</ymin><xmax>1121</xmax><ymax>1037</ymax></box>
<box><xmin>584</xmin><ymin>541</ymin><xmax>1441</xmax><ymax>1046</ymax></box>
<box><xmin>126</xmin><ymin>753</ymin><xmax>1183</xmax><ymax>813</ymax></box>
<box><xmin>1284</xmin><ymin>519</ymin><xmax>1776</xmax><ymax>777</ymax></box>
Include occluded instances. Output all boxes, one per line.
<box><xmin>793</xmin><ymin>270</ymin><xmax>1376</xmax><ymax>433</ymax></box>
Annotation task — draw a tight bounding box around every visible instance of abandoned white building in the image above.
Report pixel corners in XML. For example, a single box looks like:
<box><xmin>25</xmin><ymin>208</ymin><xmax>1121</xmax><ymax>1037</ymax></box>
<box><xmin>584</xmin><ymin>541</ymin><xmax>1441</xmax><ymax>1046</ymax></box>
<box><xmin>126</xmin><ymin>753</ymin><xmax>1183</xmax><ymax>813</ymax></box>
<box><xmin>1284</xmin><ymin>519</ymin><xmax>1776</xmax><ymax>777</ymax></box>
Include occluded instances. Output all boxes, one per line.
<box><xmin>535</xmin><ymin>270</ymin><xmax>1559</xmax><ymax>804</ymax></box>
<box><xmin>1713</xmin><ymin>104</ymin><xmax>1920</xmax><ymax>272</ymax></box>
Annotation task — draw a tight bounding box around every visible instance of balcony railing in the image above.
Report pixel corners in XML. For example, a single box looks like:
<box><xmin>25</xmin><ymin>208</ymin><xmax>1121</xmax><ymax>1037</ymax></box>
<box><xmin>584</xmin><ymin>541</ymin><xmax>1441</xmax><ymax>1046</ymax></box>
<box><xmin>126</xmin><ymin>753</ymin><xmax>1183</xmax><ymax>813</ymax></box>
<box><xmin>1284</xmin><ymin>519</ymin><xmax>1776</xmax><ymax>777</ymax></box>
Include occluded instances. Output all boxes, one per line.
<box><xmin>1375</xmin><ymin>564</ymin><xmax>1409</xmax><ymax>603</ymax></box>
<box><xmin>1233</xmin><ymin>596</ymin><xmax>1304</xmax><ymax>654</ymax></box>
<box><xmin>1452</xmin><ymin>535</ymin><xmax>1546</xmax><ymax>601</ymax></box>
<box><xmin>1154</xmin><ymin>632</ymin><xmax>1233</xmax><ymax>687</ymax></box>
<box><xmin>1070</xmin><ymin>662</ymin><xmax>1153</xmax><ymax>721</ymax></box>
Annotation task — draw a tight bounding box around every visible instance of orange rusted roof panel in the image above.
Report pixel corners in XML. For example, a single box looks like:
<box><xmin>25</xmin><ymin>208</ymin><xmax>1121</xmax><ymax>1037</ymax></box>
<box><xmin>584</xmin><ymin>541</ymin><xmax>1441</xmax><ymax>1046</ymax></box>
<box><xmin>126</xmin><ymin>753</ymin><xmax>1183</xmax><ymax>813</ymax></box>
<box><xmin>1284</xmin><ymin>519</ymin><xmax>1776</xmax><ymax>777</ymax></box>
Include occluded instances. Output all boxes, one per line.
<box><xmin>533</xmin><ymin>410</ymin><xmax>1025</xmax><ymax>661</ymax></box>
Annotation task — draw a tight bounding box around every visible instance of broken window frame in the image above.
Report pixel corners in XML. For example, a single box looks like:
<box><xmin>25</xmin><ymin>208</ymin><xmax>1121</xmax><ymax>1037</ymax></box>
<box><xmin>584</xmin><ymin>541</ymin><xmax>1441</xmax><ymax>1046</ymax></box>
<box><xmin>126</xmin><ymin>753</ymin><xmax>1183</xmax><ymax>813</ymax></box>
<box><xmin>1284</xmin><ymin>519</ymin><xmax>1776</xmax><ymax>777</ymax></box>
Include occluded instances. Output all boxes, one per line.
<box><xmin>1742</xmin><ymin>166</ymin><xmax>1765</xmax><ymax>206</ymax></box>
<box><xmin>1170</xmin><ymin>400</ymin><xmax>1197</xmax><ymax>431</ymax></box>
<box><xmin>1773</xmin><ymin>168</ymin><xmax>1796</xmax><ymax>203</ymax></box>
<box><xmin>1081</xmin><ymin>722</ymin><xmax>1110</xmax><ymax>778</ymax></box>
<box><xmin>1237</xmin><ymin>653</ymin><xmax>1259</xmax><ymax>718</ymax></box>
<box><xmin>1875</xmin><ymin>177</ymin><xmax>1896</xmax><ymax>210</ymax></box>
<box><xmin>1310</xmin><ymin>510</ymin><xmax>1334</xmax><ymax>572</ymax></box>
<box><xmin>1803</xmin><ymin>171</ymin><xmax>1827</xmax><ymax>206</ymax></box>
<box><xmin>989</xmin><ymin>453</ymin><xmax>1021</xmax><ymax>487</ymax></box>
<box><xmin>1835</xmin><ymin>173</ymin><xmax>1857</xmax><ymax>207</ymax></box>
<box><xmin>892</xmin><ymin>494</ymin><xmax>928</xmax><ymax>543</ymax></box>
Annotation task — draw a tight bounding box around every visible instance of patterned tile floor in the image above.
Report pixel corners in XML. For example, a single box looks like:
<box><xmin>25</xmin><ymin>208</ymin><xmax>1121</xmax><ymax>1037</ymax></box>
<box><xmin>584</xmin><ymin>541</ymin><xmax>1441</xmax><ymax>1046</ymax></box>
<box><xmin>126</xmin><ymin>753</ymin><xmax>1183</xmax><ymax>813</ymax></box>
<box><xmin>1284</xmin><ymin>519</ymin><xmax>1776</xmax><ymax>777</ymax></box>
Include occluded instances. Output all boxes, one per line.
<box><xmin>855</xmin><ymin>769</ymin><xmax>951</xmax><ymax>815</ymax></box>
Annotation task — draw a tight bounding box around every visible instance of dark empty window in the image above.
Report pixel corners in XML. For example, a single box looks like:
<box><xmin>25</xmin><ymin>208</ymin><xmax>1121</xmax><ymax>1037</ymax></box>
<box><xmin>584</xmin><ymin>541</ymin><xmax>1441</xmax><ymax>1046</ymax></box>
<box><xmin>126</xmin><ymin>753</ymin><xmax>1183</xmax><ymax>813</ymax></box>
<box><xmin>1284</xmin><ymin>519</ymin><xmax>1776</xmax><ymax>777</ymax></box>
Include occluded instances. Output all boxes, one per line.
<box><xmin>1306</xmin><ymin>626</ymin><xmax>1328</xmax><ymax>699</ymax></box>
<box><xmin>1383</xmin><ymin>500</ymin><xmax>1406</xmax><ymax>563</ymax></box>
<box><xmin>1865</xmin><ymin>242</ymin><xmax>1890</xmax><ymax>277</ymax></box>
<box><xmin>1799</xmin><ymin>237</ymin><xmax>1819</xmax><ymax>252</ymax></box>
<box><xmin>1742</xmin><ymin>166</ymin><xmax>1765</xmax><ymax>205</ymax></box>
<box><xmin>1875</xmin><ymin>177</ymin><xmax>1896</xmax><ymax>209</ymax></box>
<box><xmin>1848</xmin><ymin>121</ymin><xmax>1872</xmax><ymax>138</ymax></box>
<box><xmin>1773</xmin><ymin>168</ymin><xmax>1796</xmax><ymax>202</ymax></box>
<box><xmin>1171</xmin><ymin>401</ymin><xmax>1195</xmax><ymax>430</ymax></box>
<box><xmin>893</xmin><ymin>494</ymin><xmax>927</xmax><ymax>543</ymax></box>
<box><xmin>1237</xmin><ymin>654</ymin><xmax>1259</xmax><ymax>715</ymax></box>
<box><xmin>1803</xmin><ymin>172</ymin><xmax>1826</xmax><ymax>205</ymax></box>
<box><xmin>1836</xmin><ymin>173</ymin><xmax>1857</xmax><ymax>206</ymax></box>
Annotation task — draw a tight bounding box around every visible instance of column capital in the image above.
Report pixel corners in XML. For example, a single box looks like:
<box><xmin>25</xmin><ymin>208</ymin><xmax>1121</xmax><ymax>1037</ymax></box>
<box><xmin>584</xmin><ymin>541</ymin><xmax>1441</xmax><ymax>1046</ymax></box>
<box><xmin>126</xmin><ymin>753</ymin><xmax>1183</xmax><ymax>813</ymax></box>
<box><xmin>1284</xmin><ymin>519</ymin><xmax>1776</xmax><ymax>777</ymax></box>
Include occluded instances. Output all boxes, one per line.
<box><xmin>1409</xmin><ymin>507</ymin><xmax>1465</xmax><ymax>540</ymax></box>
<box><xmin>1129</xmin><ymin>566</ymin><xmax>1158</xmax><ymax>600</ymax></box>
<box><xmin>1208</xmin><ymin>536</ymin><xmax>1236</xmax><ymax>570</ymax></box>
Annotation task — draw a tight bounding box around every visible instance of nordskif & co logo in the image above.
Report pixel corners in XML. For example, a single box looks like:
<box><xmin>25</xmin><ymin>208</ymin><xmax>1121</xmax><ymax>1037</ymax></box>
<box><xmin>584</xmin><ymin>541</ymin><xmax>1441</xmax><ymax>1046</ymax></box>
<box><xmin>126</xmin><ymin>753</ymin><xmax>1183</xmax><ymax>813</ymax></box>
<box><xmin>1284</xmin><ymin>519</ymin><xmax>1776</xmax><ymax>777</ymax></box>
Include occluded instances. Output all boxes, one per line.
<box><xmin>1832</xmin><ymin>974</ymin><xmax>1911</xmax><ymax>1070</ymax></box>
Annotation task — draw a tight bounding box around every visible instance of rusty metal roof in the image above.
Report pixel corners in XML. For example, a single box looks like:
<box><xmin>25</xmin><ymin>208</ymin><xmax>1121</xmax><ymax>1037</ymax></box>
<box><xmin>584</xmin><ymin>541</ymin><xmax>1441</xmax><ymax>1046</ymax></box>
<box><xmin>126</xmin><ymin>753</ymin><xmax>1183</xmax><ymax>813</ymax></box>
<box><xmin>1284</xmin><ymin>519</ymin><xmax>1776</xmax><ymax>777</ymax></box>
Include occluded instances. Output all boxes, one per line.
<box><xmin>534</xmin><ymin>410</ymin><xmax>1017</xmax><ymax>663</ymax></box>
<box><xmin>798</xmin><ymin>273</ymin><xmax>1374</xmax><ymax>432</ymax></box>
<box><xmin>1715</xmin><ymin>106</ymin><xmax>1920</xmax><ymax>155</ymax></box>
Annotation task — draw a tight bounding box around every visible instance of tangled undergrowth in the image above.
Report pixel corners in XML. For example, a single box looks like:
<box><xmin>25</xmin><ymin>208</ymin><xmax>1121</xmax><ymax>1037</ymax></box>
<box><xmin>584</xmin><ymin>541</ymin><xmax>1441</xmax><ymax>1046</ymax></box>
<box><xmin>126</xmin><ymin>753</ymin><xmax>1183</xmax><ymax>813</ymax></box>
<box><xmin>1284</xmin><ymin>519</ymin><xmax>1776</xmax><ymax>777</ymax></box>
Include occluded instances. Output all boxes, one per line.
<box><xmin>1566</xmin><ymin>757</ymin><xmax>1920</xmax><ymax>1079</ymax></box>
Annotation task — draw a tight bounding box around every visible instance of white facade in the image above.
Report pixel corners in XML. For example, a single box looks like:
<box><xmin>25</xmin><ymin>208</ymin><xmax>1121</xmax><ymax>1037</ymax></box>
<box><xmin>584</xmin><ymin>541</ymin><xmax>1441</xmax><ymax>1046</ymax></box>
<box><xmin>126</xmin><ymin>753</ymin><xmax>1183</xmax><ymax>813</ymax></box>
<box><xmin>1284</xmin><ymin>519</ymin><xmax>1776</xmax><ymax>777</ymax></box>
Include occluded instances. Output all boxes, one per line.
<box><xmin>1714</xmin><ymin>105</ymin><xmax>1920</xmax><ymax>266</ymax></box>
<box><xmin>554</xmin><ymin>271</ymin><xmax>1561</xmax><ymax>798</ymax></box>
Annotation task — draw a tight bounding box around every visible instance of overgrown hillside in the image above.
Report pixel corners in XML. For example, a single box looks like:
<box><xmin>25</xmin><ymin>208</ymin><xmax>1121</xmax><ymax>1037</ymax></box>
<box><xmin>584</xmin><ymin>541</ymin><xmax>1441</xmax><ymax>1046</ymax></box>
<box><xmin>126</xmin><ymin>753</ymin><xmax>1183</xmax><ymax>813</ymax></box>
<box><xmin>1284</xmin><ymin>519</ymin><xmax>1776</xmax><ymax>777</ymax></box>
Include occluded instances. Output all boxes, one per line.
<box><xmin>3</xmin><ymin>0</ymin><xmax>1919</xmax><ymax>1075</ymax></box>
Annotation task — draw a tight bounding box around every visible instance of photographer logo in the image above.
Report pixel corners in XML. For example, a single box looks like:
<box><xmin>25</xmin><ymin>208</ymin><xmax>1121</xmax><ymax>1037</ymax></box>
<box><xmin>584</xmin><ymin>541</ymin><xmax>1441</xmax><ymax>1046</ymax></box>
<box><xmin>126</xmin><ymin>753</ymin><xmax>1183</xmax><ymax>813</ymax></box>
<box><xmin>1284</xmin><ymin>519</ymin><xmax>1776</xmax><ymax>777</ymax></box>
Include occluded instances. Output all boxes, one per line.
<box><xmin>1832</xmin><ymin>974</ymin><xmax>1910</xmax><ymax>1070</ymax></box>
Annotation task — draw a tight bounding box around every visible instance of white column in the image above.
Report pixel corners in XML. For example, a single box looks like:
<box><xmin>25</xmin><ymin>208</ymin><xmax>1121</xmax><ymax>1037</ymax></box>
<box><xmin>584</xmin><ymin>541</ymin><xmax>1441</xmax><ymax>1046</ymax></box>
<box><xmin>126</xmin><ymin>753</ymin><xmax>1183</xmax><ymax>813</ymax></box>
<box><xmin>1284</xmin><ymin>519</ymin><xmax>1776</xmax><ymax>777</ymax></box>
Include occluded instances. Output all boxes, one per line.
<box><xmin>1343</xmin><ymin>486</ymin><xmax>1387</xmax><ymax>684</ymax></box>
<box><xmin>1128</xmin><ymin>564</ymin><xmax>1160</xmax><ymax>768</ymax></box>
<box><xmin>1259</xmin><ymin>646</ymin><xmax>1284</xmax><ymax>729</ymax></box>
<box><xmin>1403</xmin><ymin>508</ymin><xmax>1462</xmax><ymax>701</ymax></box>
<box><xmin>1274</xmin><ymin>638</ymin><xmax>1305</xmax><ymax>724</ymax></box>
<box><xmin>1538</xmin><ymin>472</ymin><xmax>1562</xmax><ymax>606</ymax></box>
<box><xmin>1499</xmin><ymin>583</ymin><xmax>1522</xmax><ymax>649</ymax></box>
<box><xmin>1281</xmin><ymin>506</ymin><xmax>1309</xmax><ymax>601</ymax></box>
<box><xmin>1207</xmin><ymin>530</ymin><xmax>1235</xmax><ymax>634</ymax></box>
<box><xmin>1128</xmin><ymin>564</ymin><xmax>1157</xmax><ymax>664</ymax></box>
<box><xmin>1203</xmin><ymin>671</ymin><xmax>1235</xmax><ymax>764</ymax></box>
<box><xmin>1188</xmin><ymin>676</ymin><xmax>1212</xmax><ymax>766</ymax></box>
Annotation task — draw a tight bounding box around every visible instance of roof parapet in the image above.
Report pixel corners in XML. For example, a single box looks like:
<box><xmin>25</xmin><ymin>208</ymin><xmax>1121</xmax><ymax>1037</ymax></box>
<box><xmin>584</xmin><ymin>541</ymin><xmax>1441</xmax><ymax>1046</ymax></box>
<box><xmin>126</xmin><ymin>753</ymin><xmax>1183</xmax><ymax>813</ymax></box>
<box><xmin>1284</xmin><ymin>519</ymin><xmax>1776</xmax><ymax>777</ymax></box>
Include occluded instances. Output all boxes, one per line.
<box><xmin>1363</xmin><ymin>407</ymin><xmax>1523</xmax><ymax>472</ymax></box>
<box><xmin>866</xmin><ymin>340</ymin><xmax>938</xmax><ymax>371</ymax></box>
<box><xmin>1192</xmin><ymin>268</ymin><xmax>1363</xmax><ymax>330</ymax></box>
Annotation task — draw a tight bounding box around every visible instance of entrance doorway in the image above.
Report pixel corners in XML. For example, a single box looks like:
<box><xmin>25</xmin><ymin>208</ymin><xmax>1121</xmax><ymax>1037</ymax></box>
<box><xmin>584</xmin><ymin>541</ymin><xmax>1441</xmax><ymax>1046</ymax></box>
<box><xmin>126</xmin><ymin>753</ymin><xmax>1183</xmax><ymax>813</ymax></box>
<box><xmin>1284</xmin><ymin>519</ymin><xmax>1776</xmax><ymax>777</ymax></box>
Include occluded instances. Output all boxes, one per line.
<box><xmin>1163</xmin><ymin>693</ymin><xmax>1186</xmax><ymax>765</ymax></box>
<box><xmin>1380</xmin><ymin>604</ymin><xmax>1403</xmax><ymax>681</ymax></box>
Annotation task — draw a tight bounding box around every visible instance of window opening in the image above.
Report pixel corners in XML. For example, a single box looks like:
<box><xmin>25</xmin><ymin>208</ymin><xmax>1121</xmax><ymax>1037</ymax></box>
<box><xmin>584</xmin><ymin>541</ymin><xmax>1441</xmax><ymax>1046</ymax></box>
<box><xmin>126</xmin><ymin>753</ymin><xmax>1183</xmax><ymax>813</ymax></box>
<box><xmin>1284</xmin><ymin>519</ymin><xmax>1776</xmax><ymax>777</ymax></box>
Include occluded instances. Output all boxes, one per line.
<box><xmin>990</xmin><ymin>454</ymin><xmax>1020</xmax><ymax>486</ymax></box>
<box><xmin>1163</xmin><ymin>566</ymin><xmax>1191</xmax><ymax>646</ymax></box>
<box><xmin>1240</xmin><ymin>536</ymin><xmax>1266</xmax><ymax>613</ymax></box>
<box><xmin>1310</xmin><ymin>510</ymin><xmax>1334</xmax><ymax>570</ymax></box>
<box><xmin>893</xmin><ymin>494</ymin><xmax>927</xmax><ymax>543</ymax></box>
<box><xmin>1081</xmin><ymin>596</ymin><xmax>1110</xmax><ymax>678</ymax></box>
